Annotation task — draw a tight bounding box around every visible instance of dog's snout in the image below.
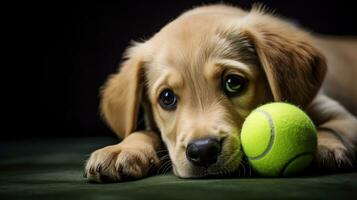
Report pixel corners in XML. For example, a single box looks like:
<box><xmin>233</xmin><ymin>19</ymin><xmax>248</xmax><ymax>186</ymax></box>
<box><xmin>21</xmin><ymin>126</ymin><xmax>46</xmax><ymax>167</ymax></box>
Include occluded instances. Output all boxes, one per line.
<box><xmin>186</xmin><ymin>138</ymin><xmax>221</xmax><ymax>167</ymax></box>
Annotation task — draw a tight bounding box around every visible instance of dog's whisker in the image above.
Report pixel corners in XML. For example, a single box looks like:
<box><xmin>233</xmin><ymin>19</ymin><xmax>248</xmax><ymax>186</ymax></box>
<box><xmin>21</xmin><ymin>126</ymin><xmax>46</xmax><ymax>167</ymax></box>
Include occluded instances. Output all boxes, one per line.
<box><xmin>159</xmin><ymin>158</ymin><xmax>169</xmax><ymax>162</ymax></box>
<box><xmin>163</xmin><ymin>163</ymin><xmax>172</xmax><ymax>175</ymax></box>
<box><xmin>162</xmin><ymin>163</ymin><xmax>172</xmax><ymax>175</ymax></box>
<box><xmin>159</xmin><ymin>155</ymin><xmax>170</xmax><ymax>161</ymax></box>
<box><xmin>245</xmin><ymin>167</ymin><xmax>250</xmax><ymax>177</ymax></box>
<box><xmin>223</xmin><ymin>150</ymin><xmax>240</xmax><ymax>166</ymax></box>
<box><xmin>220</xmin><ymin>166</ymin><xmax>227</xmax><ymax>177</ymax></box>
<box><xmin>243</xmin><ymin>163</ymin><xmax>248</xmax><ymax>177</ymax></box>
<box><xmin>220</xmin><ymin>168</ymin><xmax>226</xmax><ymax>177</ymax></box>
<box><xmin>241</xmin><ymin>162</ymin><xmax>252</xmax><ymax>177</ymax></box>
<box><xmin>240</xmin><ymin>156</ymin><xmax>248</xmax><ymax>165</ymax></box>
<box><xmin>223</xmin><ymin>167</ymin><xmax>228</xmax><ymax>177</ymax></box>
<box><xmin>225</xmin><ymin>167</ymin><xmax>230</xmax><ymax>177</ymax></box>
<box><xmin>244</xmin><ymin>163</ymin><xmax>250</xmax><ymax>177</ymax></box>
<box><xmin>248</xmin><ymin>164</ymin><xmax>252</xmax><ymax>177</ymax></box>
<box><xmin>155</xmin><ymin>149</ymin><xmax>169</xmax><ymax>154</ymax></box>
<box><xmin>157</xmin><ymin>162</ymin><xmax>168</xmax><ymax>174</ymax></box>
<box><xmin>239</xmin><ymin>165</ymin><xmax>243</xmax><ymax>177</ymax></box>
<box><xmin>240</xmin><ymin>165</ymin><xmax>245</xmax><ymax>177</ymax></box>
<box><xmin>157</xmin><ymin>161</ymin><xmax>167</xmax><ymax>174</ymax></box>
<box><xmin>321</xmin><ymin>154</ymin><xmax>326</xmax><ymax>168</ymax></box>
<box><xmin>158</xmin><ymin>160</ymin><xmax>172</xmax><ymax>174</ymax></box>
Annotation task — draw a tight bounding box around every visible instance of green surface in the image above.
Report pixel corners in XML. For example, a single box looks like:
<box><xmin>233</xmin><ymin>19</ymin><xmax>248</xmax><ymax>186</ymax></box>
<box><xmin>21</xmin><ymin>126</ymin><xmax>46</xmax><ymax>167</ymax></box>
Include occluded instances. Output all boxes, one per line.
<box><xmin>1</xmin><ymin>137</ymin><xmax>357</xmax><ymax>200</ymax></box>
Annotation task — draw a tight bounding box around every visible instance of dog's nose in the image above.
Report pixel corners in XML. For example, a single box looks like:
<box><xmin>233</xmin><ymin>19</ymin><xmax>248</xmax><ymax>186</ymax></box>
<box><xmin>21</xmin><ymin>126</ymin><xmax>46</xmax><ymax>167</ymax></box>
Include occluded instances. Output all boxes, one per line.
<box><xmin>186</xmin><ymin>138</ymin><xmax>221</xmax><ymax>167</ymax></box>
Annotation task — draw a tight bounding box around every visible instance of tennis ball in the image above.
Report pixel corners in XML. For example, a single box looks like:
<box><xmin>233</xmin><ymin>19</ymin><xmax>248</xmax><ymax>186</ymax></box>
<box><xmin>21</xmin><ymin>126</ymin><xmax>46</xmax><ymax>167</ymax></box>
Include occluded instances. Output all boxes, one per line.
<box><xmin>240</xmin><ymin>102</ymin><xmax>317</xmax><ymax>176</ymax></box>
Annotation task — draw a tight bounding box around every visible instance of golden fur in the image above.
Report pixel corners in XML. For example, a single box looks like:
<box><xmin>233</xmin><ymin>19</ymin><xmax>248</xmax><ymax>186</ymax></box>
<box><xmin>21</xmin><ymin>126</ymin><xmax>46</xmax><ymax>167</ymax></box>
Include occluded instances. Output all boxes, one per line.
<box><xmin>85</xmin><ymin>4</ymin><xmax>357</xmax><ymax>182</ymax></box>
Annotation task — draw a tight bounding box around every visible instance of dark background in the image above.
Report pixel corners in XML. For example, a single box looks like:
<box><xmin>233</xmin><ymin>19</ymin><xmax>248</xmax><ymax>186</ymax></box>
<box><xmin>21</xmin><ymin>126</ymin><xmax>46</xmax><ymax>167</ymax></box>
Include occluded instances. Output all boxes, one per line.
<box><xmin>9</xmin><ymin>0</ymin><xmax>357</xmax><ymax>139</ymax></box>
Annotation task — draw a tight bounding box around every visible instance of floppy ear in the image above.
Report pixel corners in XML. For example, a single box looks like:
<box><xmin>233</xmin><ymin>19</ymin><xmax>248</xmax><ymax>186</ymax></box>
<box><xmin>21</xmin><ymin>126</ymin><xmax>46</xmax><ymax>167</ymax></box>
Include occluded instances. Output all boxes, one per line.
<box><xmin>241</xmin><ymin>11</ymin><xmax>327</xmax><ymax>108</ymax></box>
<box><xmin>100</xmin><ymin>44</ymin><xmax>145</xmax><ymax>139</ymax></box>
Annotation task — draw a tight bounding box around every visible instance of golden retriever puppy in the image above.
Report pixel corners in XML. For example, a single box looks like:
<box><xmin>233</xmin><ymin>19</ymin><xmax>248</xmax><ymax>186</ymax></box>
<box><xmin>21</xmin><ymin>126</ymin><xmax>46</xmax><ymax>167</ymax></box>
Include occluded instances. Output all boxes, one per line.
<box><xmin>84</xmin><ymin>4</ymin><xmax>357</xmax><ymax>182</ymax></box>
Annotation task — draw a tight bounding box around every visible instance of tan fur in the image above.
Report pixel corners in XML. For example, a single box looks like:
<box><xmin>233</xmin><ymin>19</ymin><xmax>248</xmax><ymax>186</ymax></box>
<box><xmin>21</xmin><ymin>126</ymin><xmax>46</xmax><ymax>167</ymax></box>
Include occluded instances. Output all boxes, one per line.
<box><xmin>85</xmin><ymin>4</ymin><xmax>357</xmax><ymax>182</ymax></box>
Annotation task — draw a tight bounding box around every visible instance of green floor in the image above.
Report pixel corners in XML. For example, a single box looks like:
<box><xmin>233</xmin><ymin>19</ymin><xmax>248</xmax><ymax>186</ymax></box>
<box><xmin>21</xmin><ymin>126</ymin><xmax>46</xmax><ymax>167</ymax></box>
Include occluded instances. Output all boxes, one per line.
<box><xmin>1</xmin><ymin>137</ymin><xmax>356</xmax><ymax>200</ymax></box>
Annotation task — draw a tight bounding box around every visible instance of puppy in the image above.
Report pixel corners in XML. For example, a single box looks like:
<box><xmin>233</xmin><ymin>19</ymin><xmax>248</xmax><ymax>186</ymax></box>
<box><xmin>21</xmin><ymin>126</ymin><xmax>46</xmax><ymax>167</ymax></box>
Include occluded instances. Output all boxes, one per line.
<box><xmin>85</xmin><ymin>4</ymin><xmax>357</xmax><ymax>182</ymax></box>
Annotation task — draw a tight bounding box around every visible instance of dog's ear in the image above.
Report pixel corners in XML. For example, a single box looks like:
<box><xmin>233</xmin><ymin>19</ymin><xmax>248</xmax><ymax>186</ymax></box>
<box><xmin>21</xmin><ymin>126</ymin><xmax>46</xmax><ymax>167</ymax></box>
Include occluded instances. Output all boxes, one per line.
<box><xmin>100</xmin><ymin>44</ymin><xmax>145</xmax><ymax>138</ymax></box>
<box><xmin>240</xmin><ymin>11</ymin><xmax>327</xmax><ymax>107</ymax></box>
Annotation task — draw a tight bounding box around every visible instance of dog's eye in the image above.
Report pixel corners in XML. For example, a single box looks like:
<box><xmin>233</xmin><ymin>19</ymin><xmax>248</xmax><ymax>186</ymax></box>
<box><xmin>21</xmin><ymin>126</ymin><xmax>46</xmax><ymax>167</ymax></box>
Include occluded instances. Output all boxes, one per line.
<box><xmin>159</xmin><ymin>89</ymin><xmax>177</xmax><ymax>110</ymax></box>
<box><xmin>223</xmin><ymin>75</ymin><xmax>246</xmax><ymax>96</ymax></box>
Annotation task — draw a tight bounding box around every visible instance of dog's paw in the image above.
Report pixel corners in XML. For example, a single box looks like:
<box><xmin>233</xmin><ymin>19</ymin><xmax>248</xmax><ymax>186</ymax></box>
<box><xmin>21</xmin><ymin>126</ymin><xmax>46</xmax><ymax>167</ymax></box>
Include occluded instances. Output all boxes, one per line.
<box><xmin>84</xmin><ymin>144</ymin><xmax>159</xmax><ymax>183</ymax></box>
<box><xmin>314</xmin><ymin>130</ymin><xmax>355</xmax><ymax>171</ymax></box>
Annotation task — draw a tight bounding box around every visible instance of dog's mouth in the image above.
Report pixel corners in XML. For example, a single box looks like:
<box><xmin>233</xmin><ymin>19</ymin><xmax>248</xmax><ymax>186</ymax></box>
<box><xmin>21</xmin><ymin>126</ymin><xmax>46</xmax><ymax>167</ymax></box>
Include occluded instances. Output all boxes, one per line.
<box><xmin>171</xmin><ymin>149</ymin><xmax>247</xmax><ymax>178</ymax></box>
<box><xmin>162</xmin><ymin>132</ymin><xmax>245</xmax><ymax>178</ymax></box>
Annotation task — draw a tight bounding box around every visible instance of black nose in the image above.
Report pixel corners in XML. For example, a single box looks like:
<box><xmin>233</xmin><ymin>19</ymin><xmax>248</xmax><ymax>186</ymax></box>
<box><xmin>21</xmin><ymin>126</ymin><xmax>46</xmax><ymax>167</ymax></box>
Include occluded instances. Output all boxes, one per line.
<box><xmin>186</xmin><ymin>138</ymin><xmax>221</xmax><ymax>167</ymax></box>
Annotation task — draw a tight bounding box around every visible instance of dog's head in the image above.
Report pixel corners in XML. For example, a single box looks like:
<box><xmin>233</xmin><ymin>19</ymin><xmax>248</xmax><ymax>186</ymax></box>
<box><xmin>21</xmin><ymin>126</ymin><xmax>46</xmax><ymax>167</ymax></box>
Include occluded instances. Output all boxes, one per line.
<box><xmin>100</xmin><ymin>5</ymin><xmax>326</xmax><ymax>178</ymax></box>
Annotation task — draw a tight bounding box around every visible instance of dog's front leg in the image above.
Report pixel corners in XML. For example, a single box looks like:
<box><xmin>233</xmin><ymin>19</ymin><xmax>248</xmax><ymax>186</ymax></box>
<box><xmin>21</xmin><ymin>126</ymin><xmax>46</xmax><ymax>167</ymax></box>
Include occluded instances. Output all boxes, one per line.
<box><xmin>307</xmin><ymin>94</ymin><xmax>357</xmax><ymax>170</ymax></box>
<box><xmin>85</xmin><ymin>131</ymin><xmax>162</xmax><ymax>182</ymax></box>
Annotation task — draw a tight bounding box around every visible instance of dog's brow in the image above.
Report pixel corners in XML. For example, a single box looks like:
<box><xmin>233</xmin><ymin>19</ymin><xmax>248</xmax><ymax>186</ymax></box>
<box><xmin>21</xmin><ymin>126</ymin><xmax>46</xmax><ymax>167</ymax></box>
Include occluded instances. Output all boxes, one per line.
<box><xmin>150</xmin><ymin>68</ymin><xmax>184</xmax><ymax>98</ymax></box>
<box><xmin>215</xmin><ymin>59</ymin><xmax>252</xmax><ymax>72</ymax></box>
<box><xmin>214</xmin><ymin>59</ymin><xmax>255</xmax><ymax>78</ymax></box>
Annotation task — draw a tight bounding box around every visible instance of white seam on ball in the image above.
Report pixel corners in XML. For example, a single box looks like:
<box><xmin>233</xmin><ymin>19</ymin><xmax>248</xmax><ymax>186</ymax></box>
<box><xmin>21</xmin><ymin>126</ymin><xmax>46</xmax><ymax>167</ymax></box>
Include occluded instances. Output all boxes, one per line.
<box><xmin>248</xmin><ymin>110</ymin><xmax>275</xmax><ymax>160</ymax></box>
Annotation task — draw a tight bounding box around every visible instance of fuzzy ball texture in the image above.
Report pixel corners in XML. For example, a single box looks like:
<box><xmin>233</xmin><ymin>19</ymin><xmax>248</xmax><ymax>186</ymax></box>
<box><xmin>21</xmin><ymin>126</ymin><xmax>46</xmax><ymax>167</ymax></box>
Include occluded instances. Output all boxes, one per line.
<box><xmin>241</xmin><ymin>102</ymin><xmax>317</xmax><ymax>176</ymax></box>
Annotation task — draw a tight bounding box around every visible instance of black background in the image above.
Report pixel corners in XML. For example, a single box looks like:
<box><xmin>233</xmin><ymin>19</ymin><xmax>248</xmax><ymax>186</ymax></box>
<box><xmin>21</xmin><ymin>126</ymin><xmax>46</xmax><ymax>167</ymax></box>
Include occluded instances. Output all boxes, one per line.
<box><xmin>8</xmin><ymin>0</ymin><xmax>357</xmax><ymax>139</ymax></box>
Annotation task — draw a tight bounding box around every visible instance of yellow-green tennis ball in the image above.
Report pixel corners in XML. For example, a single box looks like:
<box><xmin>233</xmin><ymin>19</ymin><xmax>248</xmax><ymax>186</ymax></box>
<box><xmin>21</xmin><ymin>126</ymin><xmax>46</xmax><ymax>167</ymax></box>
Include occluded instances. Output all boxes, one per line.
<box><xmin>240</xmin><ymin>102</ymin><xmax>317</xmax><ymax>176</ymax></box>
